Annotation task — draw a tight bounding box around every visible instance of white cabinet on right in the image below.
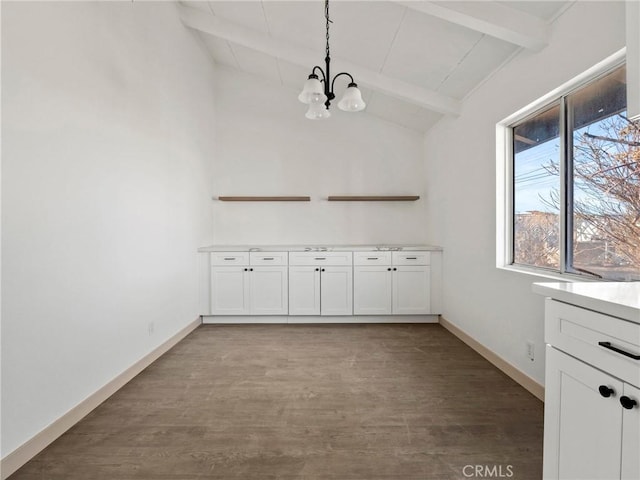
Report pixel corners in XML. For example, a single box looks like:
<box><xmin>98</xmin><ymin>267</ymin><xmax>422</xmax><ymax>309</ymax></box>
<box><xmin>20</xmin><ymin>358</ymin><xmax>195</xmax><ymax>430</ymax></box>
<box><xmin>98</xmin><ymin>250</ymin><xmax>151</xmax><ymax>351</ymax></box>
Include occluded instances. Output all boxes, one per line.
<box><xmin>353</xmin><ymin>251</ymin><xmax>433</xmax><ymax>315</ymax></box>
<box><xmin>544</xmin><ymin>347</ymin><xmax>639</xmax><ymax>480</ymax></box>
<box><xmin>542</xmin><ymin>297</ymin><xmax>640</xmax><ymax>480</ymax></box>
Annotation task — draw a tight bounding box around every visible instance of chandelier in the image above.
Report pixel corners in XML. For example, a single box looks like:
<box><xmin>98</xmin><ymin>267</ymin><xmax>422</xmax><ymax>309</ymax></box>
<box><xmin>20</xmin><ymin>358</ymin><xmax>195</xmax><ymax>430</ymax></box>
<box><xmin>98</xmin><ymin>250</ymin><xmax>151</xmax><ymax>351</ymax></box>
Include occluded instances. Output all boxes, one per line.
<box><xmin>297</xmin><ymin>0</ymin><xmax>366</xmax><ymax>119</ymax></box>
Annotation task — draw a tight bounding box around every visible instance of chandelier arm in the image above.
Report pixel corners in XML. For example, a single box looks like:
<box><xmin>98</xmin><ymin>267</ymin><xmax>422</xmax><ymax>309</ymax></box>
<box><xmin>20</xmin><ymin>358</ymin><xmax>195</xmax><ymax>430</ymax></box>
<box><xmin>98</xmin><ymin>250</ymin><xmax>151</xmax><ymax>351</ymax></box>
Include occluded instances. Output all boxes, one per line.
<box><xmin>311</xmin><ymin>65</ymin><xmax>327</xmax><ymax>83</ymax></box>
<box><xmin>330</xmin><ymin>72</ymin><xmax>356</xmax><ymax>95</ymax></box>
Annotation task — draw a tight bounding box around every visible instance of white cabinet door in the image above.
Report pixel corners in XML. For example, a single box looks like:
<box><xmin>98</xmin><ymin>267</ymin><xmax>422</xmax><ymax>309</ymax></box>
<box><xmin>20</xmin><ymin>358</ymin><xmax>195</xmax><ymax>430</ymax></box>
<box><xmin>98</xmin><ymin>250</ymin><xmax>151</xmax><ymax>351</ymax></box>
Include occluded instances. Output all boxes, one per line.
<box><xmin>250</xmin><ymin>266</ymin><xmax>288</xmax><ymax>315</ymax></box>
<box><xmin>544</xmin><ymin>347</ymin><xmax>623</xmax><ymax>480</ymax></box>
<box><xmin>211</xmin><ymin>266</ymin><xmax>250</xmax><ymax>315</ymax></box>
<box><xmin>622</xmin><ymin>383</ymin><xmax>640</xmax><ymax>480</ymax></box>
<box><xmin>353</xmin><ymin>266</ymin><xmax>392</xmax><ymax>315</ymax></box>
<box><xmin>392</xmin><ymin>266</ymin><xmax>430</xmax><ymax>314</ymax></box>
<box><xmin>320</xmin><ymin>266</ymin><xmax>353</xmax><ymax>316</ymax></box>
<box><xmin>288</xmin><ymin>266</ymin><xmax>320</xmax><ymax>316</ymax></box>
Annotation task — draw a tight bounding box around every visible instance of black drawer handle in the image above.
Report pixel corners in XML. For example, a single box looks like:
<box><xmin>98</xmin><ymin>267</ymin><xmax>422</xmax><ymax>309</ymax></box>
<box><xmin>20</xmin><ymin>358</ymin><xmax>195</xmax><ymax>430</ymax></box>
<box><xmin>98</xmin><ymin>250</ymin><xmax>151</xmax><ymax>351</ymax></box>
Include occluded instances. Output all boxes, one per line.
<box><xmin>599</xmin><ymin>385</ymin><xmax>615</xmax><ymax>398</ymax></box>
<box><xmin>263</xmin><ymin>257</ymin><xmax>274</xmax><ymax>260</ymax></box>
<box><xmin>406</xmin><ymin>257</ymin><xmax>417</xmax><ymax>260</ymax></box>
<box><xmin>315</xmin><ymin>257</ymin><xmax>326</xmax><ymax>260</ymax></box>
<box><xmin>223</xmin><ymin>257</ymin><xmax>236</xmax><ymax>260</ymax></box>
<box><xmin>367</xmin><ymin>257</ymin><xmax>379</xmax><ymax>260</ymax></box>
<box><xmin>620</xmin><ymin>396</ymin><xmax>638</xmax><ymax>410</ymax></box>
<box><xmin>598</xmin><ymin>342</ymin><xmax>640</xmax><ymax>360</ymax></box>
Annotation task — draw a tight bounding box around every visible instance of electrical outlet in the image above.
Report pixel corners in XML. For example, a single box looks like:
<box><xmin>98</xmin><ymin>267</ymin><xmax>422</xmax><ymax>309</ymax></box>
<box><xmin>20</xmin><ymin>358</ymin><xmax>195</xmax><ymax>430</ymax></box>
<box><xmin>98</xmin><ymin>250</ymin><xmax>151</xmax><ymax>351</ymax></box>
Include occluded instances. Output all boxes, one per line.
<box><xmin>526</xmin><ymin>341</ymin><xmax>535</xmax><ymax>361</ymax></box>
<box><xmin>148</xmin><ymin>321</ymin><xmax>155</xmax><ymax>336</ymax></box>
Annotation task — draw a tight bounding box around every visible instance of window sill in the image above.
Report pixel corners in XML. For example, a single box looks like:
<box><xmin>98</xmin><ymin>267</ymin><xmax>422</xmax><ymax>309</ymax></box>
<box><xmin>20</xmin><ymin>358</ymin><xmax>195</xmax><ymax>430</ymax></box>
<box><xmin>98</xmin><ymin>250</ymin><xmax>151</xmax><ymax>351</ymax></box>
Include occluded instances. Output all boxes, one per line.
<box><xmin>497</xmin><ymin>264</ymin><xmax>605</xmax><ymax>283</ymax></box>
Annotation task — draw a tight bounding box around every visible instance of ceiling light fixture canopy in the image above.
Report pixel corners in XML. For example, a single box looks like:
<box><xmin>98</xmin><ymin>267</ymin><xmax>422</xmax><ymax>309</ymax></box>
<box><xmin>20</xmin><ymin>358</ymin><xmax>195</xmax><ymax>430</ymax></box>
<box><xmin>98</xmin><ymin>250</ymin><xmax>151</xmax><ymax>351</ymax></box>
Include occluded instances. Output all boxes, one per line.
<box><xmin>298</xmin><ymin>0</ymin><xmax>366</xmax><ymax>119</ymax></box>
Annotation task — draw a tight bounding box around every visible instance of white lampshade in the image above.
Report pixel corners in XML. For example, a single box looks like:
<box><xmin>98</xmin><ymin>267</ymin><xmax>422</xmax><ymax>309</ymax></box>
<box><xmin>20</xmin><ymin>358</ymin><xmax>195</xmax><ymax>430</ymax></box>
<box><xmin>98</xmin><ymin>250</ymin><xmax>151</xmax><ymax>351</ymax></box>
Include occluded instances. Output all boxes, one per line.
<box><xmin>337</xmin><ymin>83</ymin><xmax>366</xmax><ymax>112</ymax></box>
<box><xmin>308</xmin><ymin>92</ymin><xmax>327</xmax><ymax>105</ymax></box>
<box><xmin>305</xmin><ymin>102</ymin><xmax>331</xmax><ymax>120</ymax></box>
<box><xmin>298</xmin><ymin>75</ymin><xmax>325</xmax><ymax>104</ymax></box>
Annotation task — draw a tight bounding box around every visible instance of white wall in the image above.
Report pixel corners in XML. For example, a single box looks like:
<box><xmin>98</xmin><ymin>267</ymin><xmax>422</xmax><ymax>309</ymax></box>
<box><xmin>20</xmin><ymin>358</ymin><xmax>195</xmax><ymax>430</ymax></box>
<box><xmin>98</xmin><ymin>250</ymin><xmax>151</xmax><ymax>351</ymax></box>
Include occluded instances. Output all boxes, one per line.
<box><xmin>1</xmin><ymin>1</ymin><xmax>216</xmax><ymax>457</ymax></box>
<box><xmin>423</xmin><ymin>1</ymin><xmax>627</xmax><ymax>385</ymax></box>
<box><xmin>212</xmin><ymin>67</ymin><xmax>427</xmax><ymax>246</ymax></box>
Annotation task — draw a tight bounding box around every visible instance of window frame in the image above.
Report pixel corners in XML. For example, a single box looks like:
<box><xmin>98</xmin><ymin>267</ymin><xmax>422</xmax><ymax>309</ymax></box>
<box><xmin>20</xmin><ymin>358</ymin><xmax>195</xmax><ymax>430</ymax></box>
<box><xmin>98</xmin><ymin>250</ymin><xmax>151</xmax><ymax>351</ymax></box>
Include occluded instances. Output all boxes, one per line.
<box><xmin>496</xmin><ymin>48</ymin><xmax>627</xmax><ymax>281</ymax></box>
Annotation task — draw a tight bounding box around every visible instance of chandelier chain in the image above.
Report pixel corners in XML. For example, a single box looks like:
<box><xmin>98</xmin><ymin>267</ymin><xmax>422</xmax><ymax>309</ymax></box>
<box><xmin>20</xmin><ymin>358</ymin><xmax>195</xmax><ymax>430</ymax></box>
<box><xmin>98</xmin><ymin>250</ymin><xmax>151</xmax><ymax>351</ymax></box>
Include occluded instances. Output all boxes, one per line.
<box><xmin>325</xmin><ymin>0</ymin><xmax>331</xmax><ymax>58</ymax></box>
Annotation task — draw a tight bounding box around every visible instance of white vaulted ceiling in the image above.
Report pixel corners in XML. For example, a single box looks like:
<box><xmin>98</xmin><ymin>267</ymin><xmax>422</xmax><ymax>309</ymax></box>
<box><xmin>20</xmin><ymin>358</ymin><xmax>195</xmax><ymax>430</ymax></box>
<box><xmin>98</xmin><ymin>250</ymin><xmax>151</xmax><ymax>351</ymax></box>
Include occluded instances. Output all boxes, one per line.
<box><xmin>179</xmin><ymin>0</ymin><xmax>571</xmax><ymax>132</ymax></box>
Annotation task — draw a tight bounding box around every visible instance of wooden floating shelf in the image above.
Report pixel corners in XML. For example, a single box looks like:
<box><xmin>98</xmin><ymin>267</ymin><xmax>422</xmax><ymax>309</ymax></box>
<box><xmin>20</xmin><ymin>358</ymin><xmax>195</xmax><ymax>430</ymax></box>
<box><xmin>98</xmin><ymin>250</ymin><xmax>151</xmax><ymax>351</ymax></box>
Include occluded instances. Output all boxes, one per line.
<box><xmin>327</xmin><ymin>195</ymin><xmax>420</xmax><ymax>201</ymax></box>
<box><xmin>217</xmin><ymin>196</ymin><xmax>311</xmax><ymax>202</ymax></box>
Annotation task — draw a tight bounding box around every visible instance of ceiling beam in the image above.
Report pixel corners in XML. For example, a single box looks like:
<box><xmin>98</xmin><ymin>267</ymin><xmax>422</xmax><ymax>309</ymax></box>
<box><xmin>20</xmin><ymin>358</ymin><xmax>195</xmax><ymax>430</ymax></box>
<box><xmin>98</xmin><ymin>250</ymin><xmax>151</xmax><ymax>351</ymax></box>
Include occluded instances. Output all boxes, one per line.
<box><xmin>178</xmin><ymin>5</ymin><xmax>461</xmax><ymax>116</ymax></box>
<box><xmin>392</xmin><ymin>1</ymin><xmax>549</xmax><ymax>52</ymax></box>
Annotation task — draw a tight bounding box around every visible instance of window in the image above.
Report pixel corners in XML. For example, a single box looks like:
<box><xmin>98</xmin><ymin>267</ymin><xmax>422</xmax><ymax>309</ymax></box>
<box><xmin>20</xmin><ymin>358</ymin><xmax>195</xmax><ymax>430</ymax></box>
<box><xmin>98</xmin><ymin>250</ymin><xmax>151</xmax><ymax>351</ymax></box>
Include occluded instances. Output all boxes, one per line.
<box><xmin>499</xmin><ymin>52</ymin><xmax>640</xmax><ymax>281</ymax></box>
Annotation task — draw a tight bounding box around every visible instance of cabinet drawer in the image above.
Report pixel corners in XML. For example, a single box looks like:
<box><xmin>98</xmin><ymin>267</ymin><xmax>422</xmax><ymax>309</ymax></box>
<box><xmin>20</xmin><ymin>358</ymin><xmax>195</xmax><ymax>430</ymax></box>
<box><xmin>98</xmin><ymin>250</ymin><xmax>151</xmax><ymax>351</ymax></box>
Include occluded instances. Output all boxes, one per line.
<box><xmin>289</xmin><ymin>251</ymin><xmax>353</xmax><ymax>266</ymax></box>
<box><xmin>250</xmin><ymin>252</ymin><xmax>288</xmax><ymax>266</ymax></box>
<box><xmin>545</xmin><ymin>299</ymin><xmax>640</xmax><ymax>387</ymax></box>
<box><xmin>353</xmin><ymin>251</ymin><xmax>392</xmax><ymax>265</ymax></box>
<box><xmin>392</xmin><ymin>251</ymin><xmax>430</xmax><ymax>266</ymax></box>
<box><xmin>211</xmin><ymin>252</ymin><xmax>250</xmax><ymax>266</ymax></box>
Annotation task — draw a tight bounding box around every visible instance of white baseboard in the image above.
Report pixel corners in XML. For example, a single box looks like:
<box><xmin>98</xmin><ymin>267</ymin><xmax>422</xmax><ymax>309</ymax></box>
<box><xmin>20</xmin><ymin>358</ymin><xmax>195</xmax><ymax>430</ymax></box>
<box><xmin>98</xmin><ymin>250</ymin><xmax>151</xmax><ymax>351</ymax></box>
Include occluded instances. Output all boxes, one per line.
<box><xmin>202</xmin><ymin>314</ymin><xmax>440</xmax><ymax>324</ymax></box>
<box><xmin>439</xmin><ymin>317</ymin><xmax>544</xmax><ymax>402</ymax></box>
<box><xmin>0</xmin><ymin>317</ymin><xmax>202</xmax><ymax>480</ymax></box>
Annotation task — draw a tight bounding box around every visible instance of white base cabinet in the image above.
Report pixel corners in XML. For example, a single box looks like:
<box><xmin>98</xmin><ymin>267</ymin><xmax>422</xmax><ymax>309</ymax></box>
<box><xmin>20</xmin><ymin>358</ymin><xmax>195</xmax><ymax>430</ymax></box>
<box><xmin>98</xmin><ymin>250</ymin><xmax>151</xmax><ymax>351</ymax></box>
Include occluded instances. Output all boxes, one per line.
<box><xmin>205</xmin><ymin>247</ymin><xmax>442</xmax><ymax>320</ymax></box>
<box><xmin>210</xmin><ymin>266</ymin><xmax>249</xmax><ymax>315</ymax></box>
<box><xmin>249</xmin><ymin>266</ymin><xmax>289</xmax><ymax>315</ymax></box>
<box><xmin>353</xmin><ymin>265</ymin><xmax>393</xmax><ymax>315</ymax></box>
<box><xmin>544</xmin><ymin>347</ymin><xmax>627</xmax><ymax>480</ymax></box>
<box><xmin>319</xmin><ymin>266</ymin><xmax>353</xmax><ymax>316</ymax></box>
<box><xmin>210</xmin><ymin>252</ymin><xmax>288</xmax><ymax>315</ymax></box>
<box><xmin>288</xmin><ymin>253</ymin><xmax>353</xmax><ymax>316</ymax></box>
<box><xmin>541</xmin><ymin>297</ymin><xmax>640</xmax><ymax>480</ymax></box>
<box><xmin>353</xmin><ymin>251</ymin><xmax>431</xmax><ymax>315</ymax></box>
<box><xmin>392</xmin><ymin>266</ymin><xmax>431</xmax><ymax>314</ymax></box>
<box><xmin>287</xmin><ymin>266</ymin><xmax>320</xmax><ymax>316</ymax></box>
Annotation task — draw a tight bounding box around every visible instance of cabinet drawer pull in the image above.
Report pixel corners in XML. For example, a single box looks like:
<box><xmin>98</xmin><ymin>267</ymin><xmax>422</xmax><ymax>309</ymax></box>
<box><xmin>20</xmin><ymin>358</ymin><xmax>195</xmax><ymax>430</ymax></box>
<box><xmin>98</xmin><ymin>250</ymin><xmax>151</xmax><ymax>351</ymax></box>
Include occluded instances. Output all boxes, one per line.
<box><xmin>598</xmin><ymin>341</ymin><xmax>640</xmax><ymax>360</ymax></box>
<box><xmin>223</xmin><ymin>257</ymin><xmax>236</xmax><ymax>260</ymax></box>
<box><xmin>620</xmin><ymin>396</ymin><xmax>638</xmax><ymax>409</ymax></box>
<box><xmin>406</xmin><ymin>257</ymin><xmax>417</xmax><ymax>260</ymax></box>
<box><xmin>315</xmin><ymin>257</ymin><xmax>326</xmax><ymax>260</ymax></box>
<box><xmin>262</xmin><ymin>257</ymin><xmax>274</xmax><ymax>260</ymax></box>
<box><xmin>598</xmin><ymin>385</ymin><xmax>615</xmax><ymax>398</ymax></box>
<box><xmin>367</xmin><ymin>257</ymin><xmax>379</xmax><ymax>260</ymax></box>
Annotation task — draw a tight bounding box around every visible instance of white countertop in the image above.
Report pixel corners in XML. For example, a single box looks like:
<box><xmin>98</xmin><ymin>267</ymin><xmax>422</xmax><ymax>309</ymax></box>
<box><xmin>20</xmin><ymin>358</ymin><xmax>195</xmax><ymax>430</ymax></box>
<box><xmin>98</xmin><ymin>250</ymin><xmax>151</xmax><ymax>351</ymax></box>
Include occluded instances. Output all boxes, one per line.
<box><xmin>198</xmin><ymin>244</ymin><xmax>442</xmax><ymax>253</ymax></box>
<box><xmin>533</xmin><ymin>282</ymin><xmax>640</xmax><ymax>324</ymax></box>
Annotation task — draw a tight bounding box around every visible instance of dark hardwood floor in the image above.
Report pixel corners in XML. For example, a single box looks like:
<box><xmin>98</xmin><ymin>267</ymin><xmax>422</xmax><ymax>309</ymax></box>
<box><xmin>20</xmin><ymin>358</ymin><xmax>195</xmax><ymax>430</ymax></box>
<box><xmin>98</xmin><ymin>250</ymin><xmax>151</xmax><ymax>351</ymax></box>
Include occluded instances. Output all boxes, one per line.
<box><xmin>10</xmin><ymin>324</ymin><xmax>543</xmax><ymax>479</ymax></box>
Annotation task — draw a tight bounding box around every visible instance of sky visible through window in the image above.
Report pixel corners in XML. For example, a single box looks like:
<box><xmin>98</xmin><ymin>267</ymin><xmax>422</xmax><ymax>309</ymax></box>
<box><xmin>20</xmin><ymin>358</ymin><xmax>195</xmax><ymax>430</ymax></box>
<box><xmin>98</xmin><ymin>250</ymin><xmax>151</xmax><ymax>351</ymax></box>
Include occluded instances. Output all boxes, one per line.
<box><xmin>514</xmin><ymin>139</ymin><xmax>559</xmax><ymax>214</ymax></box>
<box><xmin>514</xmin><ymin>116</ymin><xmax>625</xmax><ymax>214</ymax></box>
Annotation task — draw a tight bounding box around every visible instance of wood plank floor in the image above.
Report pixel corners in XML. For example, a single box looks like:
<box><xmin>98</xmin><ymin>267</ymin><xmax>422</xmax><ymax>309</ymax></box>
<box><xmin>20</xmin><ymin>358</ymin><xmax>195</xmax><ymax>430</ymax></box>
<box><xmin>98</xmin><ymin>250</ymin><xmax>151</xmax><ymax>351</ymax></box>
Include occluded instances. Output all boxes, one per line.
<box><xmin>10</xmin><ymin>324</ymin><xmax>543</xmax><ymax>479</ymax></box>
